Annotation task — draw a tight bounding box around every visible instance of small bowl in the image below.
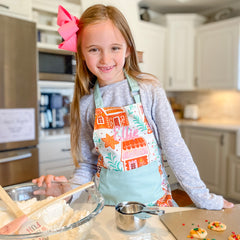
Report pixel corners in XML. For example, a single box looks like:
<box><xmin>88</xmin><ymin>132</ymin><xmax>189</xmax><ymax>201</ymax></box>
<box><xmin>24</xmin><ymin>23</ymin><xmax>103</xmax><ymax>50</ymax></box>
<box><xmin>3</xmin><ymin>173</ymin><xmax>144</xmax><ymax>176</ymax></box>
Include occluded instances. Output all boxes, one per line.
<box><xmin>115</xmin><ymin>201</ymin><xmax>147</xmax><ymax>232</ymax></box>
<box><xmin>0</xmin><ymin>182</ymin><xmax>104</xmax><ymax>239</ymax></box>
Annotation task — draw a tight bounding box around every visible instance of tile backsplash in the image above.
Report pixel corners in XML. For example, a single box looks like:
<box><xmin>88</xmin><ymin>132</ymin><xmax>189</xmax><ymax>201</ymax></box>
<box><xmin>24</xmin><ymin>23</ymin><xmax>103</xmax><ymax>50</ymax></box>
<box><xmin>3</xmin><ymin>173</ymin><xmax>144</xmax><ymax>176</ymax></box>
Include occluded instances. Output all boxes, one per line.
<box><xmin>167</xmin><ymin>90</ymin><xmax>240</xmax><ymax>121</ymax></box>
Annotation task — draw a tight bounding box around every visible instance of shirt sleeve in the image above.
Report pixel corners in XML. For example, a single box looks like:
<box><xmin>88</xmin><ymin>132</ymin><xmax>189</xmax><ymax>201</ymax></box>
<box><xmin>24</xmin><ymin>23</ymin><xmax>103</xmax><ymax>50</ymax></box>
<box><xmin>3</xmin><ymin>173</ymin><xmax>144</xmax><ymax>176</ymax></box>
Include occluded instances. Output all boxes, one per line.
<box><xmin>142</xmin><ymin>84</ymin><xmax>224</xmax><ymax>210</ymax></box>
<box><xmin>70</xmin><ymin>94</ymin><xmax>98</xmax><ymax>185</ymax></box>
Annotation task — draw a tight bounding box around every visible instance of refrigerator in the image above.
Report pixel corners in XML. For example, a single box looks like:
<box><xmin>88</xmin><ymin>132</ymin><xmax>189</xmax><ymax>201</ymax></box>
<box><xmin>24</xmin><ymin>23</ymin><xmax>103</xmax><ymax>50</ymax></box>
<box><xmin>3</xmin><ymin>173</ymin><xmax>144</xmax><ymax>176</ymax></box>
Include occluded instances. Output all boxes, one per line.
<box><xmin>0</xmin><ymin>13</ymin><xmax>39</xmax><ymax>186</ymax></box>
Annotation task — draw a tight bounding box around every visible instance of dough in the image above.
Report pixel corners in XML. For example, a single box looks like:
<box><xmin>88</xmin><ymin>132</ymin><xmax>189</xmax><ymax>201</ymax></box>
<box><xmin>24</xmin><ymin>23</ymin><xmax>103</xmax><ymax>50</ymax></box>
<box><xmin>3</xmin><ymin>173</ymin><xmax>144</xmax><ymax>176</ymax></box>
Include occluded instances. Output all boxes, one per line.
<box><xmin>190</xmin><ymin>227</ymin><xmax>207</xmax><ymax>239</ymax></box>
<box><xmin>208</xmin><ymin>221</ymin><xmax>226</xmax><ymax>232</ymax></box>
<box><xmin>228</xmin><ymin>233</ymin><xmax>240</xmax><ymax>240</ymax></box>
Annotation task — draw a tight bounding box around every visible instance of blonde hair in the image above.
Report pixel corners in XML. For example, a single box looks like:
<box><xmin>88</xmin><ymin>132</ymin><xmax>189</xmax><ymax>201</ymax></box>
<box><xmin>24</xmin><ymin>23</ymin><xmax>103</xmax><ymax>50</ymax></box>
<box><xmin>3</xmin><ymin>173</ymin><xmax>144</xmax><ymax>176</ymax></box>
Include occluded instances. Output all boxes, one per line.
<box><xmin>71</xmin><ymin>4</ymin><xmax>155</xmax><ymax>167</ymax></box>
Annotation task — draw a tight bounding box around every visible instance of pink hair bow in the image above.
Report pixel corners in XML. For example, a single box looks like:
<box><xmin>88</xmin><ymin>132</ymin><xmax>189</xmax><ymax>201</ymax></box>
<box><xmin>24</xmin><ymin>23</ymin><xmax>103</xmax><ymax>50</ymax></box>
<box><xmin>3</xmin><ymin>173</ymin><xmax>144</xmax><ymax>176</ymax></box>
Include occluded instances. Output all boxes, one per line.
<box><xmin>57</xmin><ymin>5</ymin><xmax>79</xmax><ymax>52</ymax></box>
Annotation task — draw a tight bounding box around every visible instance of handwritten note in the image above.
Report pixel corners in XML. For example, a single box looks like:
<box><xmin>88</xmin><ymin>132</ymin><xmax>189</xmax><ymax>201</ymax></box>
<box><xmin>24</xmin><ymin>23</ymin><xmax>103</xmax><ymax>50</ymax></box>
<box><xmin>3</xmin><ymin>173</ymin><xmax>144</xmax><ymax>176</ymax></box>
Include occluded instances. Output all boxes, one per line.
<box><xmin>0</xmin><ymin>108</ymin><xmax>35</xmax><ymax>143</ymax></box>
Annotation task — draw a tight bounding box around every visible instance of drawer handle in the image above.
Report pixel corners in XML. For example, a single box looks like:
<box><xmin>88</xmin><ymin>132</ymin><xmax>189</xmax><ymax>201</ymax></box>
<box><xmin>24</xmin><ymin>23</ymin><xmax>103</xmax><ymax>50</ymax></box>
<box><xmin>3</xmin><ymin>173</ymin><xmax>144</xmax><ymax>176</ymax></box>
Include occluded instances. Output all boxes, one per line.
<box><xmin>61</xmin><ymin>148</ymin><xmax>70</xmax><ymax>152</ymax></box>
<box><xmin>0</xmin><ymin>153</ymin><xmax>32</xmax><ymax>164</ymax></box>
<box><xmin>0</xmin><ymin>4</ymin><xmax>9</xmax><ymax>9</ymax></box>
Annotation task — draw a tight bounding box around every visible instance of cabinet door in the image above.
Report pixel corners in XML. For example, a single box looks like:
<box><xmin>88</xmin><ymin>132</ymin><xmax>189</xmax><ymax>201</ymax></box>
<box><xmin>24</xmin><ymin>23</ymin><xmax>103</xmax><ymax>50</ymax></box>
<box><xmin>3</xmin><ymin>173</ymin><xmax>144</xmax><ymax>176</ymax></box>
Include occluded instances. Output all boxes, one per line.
<box><xmin>227</xmin><ymin>155</ymin><xmax>240</xmax><ymax>201</ymax></box>
<box><xmin>197</xmin><ymin>19</ymin><xmax>239</xmax><ymax>90</ymax></box>
<box><xmin>0</xmin><ymin>0</ymin><xmax>31</xmax><ymax>18</ymax></box>
<box><xmin>165</xmin><ymin>15</ymin><xmax>205</xmax><ymax>91</ymax></box>
<box><xmin>183</xmin><ymin>128</ymin><xmax>228</xmax><ymax>195</ymax></box>
<box><xmin>137</xmin><ymin>22</ymin><xmax>166</xmax><ymax>86</ymax></box>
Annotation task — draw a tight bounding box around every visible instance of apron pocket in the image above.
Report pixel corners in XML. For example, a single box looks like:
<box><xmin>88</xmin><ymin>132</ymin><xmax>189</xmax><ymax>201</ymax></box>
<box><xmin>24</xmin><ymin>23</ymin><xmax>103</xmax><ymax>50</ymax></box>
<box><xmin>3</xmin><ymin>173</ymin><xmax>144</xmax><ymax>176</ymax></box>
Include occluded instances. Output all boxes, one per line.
<box><xmin>99</xmin><ymin>161</ymin><xmax>165</xmax><ymax>205</ymax></box>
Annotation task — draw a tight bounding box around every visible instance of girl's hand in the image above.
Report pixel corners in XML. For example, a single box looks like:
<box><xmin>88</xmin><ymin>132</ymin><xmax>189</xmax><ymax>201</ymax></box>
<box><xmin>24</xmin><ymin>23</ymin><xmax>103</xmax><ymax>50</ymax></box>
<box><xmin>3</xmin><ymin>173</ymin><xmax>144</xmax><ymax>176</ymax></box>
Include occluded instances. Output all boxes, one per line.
<box><xmin>223</xmin><ymin>199</ymin><xmax>234</xmax><ymax>209</ymax></box>
<box><xmin>32</xmin><ymin>175</ymin><xmax>70</xmax><ymax>197</ymax></box>
<box><xmin>32</xmin><ymin>175</ymin><xmax>68</xmax><ymax>187</ymax></box>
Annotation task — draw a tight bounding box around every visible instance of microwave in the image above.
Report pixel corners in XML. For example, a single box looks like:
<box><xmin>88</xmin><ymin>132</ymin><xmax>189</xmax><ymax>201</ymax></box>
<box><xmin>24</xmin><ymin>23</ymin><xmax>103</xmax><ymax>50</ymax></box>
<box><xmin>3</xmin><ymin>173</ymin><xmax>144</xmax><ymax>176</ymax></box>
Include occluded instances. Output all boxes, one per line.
<box><xmin>38</xmin><ymin>50</ymin><xmax>76</xmax><ymax>81</ymax></box>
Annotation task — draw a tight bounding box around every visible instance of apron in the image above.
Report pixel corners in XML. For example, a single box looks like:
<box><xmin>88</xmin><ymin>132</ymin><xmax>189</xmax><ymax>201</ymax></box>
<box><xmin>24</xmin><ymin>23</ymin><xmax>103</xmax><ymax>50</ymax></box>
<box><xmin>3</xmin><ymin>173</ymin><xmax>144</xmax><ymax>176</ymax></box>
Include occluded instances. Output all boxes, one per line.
<box><xmin>93</xmin><ymin>73</ymin><xmax>175</xmax><ymax>206</ymax></box>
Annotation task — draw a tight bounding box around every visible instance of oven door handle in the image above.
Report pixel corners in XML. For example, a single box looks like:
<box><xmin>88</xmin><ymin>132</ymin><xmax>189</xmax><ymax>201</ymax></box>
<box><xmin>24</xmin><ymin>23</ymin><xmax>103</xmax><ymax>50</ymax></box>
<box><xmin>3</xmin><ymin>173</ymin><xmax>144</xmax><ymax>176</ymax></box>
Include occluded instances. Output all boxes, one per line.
<box><xmin>0</xmin><ymin>153</ymin><xmax>32</xmax><ymax>163</ymax></box>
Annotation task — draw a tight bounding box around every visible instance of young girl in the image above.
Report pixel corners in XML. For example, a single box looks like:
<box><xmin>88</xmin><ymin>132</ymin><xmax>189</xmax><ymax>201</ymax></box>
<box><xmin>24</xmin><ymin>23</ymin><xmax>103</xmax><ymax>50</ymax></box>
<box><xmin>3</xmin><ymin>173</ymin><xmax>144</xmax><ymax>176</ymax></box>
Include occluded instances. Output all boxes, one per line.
<box><xmin>33</xmin><ymin>4</ymin><xmax>233</xmax><ymax>209</ymax></box>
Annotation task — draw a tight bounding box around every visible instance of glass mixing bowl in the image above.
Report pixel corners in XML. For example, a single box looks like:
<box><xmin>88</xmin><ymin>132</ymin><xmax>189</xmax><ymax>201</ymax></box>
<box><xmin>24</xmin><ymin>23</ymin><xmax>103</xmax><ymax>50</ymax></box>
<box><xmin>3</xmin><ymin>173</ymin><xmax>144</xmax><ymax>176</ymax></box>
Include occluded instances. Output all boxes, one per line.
<box><xmin>0</xmin><ymin>182</ymin><xmax>104</xmax><ymax>240</ymax></box>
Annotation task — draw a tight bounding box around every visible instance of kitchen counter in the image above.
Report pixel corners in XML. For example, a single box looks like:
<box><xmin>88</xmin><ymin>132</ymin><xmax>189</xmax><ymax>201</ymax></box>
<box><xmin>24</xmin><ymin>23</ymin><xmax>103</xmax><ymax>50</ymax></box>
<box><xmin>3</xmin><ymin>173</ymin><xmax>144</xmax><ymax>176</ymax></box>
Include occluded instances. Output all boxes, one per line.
<box><xmin>87</xmin><ymin>206</ymin><xmax>195</xmax><ymax>240</ymax></box>
<box><xmin>177</xmin><ymin>118</ymin><xmax>240</xmax><ymax>132</ymax></box>
<box><xmin>39</xmin><ymin>127</ymin><xmax>70</xmax><ymax>140</ymax></box>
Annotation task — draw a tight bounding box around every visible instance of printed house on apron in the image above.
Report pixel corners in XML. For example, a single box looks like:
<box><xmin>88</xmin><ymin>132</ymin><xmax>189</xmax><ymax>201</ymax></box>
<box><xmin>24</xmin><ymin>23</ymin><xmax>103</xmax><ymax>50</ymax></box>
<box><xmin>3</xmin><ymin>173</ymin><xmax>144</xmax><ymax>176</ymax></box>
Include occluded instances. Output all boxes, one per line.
<box><xmin>95</xmin><ymin>107</ymin><xmax>129</xmax><ymax>129</ymax></box>
<box><xmin>122</xmin><ymin>137</ymin><xmax>149</xmax><ymax>170</ymax></box>
<box><xmin>95</xmin><ymin>106</ymin><xmax>152</xmax><ymax>171</ymax></box>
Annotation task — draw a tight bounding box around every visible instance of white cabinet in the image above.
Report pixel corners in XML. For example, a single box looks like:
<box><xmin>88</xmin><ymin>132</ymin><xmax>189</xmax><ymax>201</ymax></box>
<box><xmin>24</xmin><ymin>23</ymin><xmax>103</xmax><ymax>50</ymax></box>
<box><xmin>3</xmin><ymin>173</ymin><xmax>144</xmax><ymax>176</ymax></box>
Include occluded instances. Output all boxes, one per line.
<box><xmin>39</xmin><ymin>135</ymin><xmax>75</xmax><ymax>178</ymax></box>
<box><xmin>0</xmin><ymin>0</ymin><xmax>32</xmax><ymax>19</ymax></box>
<box><xmin>137</xmin><ymin>21</ymin><xmax>166</xmax><ymax>85</ymax></box>
<box><xmin>81</xmin><ymin>0</ymin><xmax>166</xmax><ymax>85</ymax></box>
<box><xmin>32</xmin><ymin>0</ymin><xmax>81</xmax><ymax>51</ymax></box>
<box><xmin>196</xmin><ymin>17</ymin><xmax>240</xmax><ymax>90</ymax></box>
<box><xmin>181</xmin><ymin>127</ymin><xmax>229</xmax><ymax>196</ymax></box>
<box><xmin>228</xmin><ymin>155</ymin><xmax>240</xmax><ymax>200</ymax></box>
<box><xmin>162</xmin><ymin>153</ymin><xmax>178</xmax><ymax>187</ymax></box>
<box><xmin>165</xmin><ymin>14</ymin><xmax>205</xmax><ymax>91</ymax></box>
<box><xmin>81</xmin><ymin>0</ymin><xmax>140</xmax><ymax>42</ymax></box>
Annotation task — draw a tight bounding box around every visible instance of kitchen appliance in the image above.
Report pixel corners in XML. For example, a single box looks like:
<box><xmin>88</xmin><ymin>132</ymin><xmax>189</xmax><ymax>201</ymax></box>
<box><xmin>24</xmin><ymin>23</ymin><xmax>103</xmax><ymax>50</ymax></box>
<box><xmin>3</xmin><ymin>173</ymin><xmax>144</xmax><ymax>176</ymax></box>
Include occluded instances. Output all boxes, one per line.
<box><xmin>0</xmin><ymin>14</ymin><xmax>39</xmax><ymax>186</ymax></box>
<box><xmin>184</xmin><ymin>104</ymin><xmax>199</xmax><ymax>120</ymax></box>
<box><xmin>40</xmin><ymin>93</ymin><xmax>64</xmax><ymax>129</ymax></box>
<box><xmin>160</xmin><ymin>205</ymin><xmax>240</xmax><ymax>239</ymax></box>
<box><xmin>38</xmin><ymin>49</ymin><xmax>76</xmax><ymax>82</ymax></box>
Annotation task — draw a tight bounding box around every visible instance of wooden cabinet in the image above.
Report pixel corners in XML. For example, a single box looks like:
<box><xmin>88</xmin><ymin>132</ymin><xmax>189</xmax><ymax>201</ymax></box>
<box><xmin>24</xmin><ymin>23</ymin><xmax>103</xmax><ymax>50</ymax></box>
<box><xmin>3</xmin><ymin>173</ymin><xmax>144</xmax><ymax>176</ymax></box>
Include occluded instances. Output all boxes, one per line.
<box><xmin>181</xmin><ymin>127</ymin><xmax>229</xmax><ymax>196</ymax></box>
<box><xmin>39</xmin><ymin>135</ymin><xmax>75</xmax><ymax>178</ymax></box>
<box><xmin>165</xmin><ymin>14</ymin><xmax>205</xmax><ymax>91</ymax></box>
<box><xmin>196</xmin><ymin>17</ymin><xmax>240</xmax><ymax>90</ymax></box>
<box><xmin>228</xmin><ymin>155</ymin><xmax>240</xmax><ymax>200</ymax></box>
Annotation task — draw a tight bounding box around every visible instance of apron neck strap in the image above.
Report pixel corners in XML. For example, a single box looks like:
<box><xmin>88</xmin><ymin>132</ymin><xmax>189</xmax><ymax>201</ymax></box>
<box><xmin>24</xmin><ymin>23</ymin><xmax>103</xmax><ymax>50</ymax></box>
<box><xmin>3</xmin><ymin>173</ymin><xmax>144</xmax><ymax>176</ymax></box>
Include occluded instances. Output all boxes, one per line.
<box><xmin>124</xmin><ymin>70</ymin><xmax>141</xmax><ymax>104</ymax></box>
<box><xmin>93</xmin><ymin>70</ymin><xmax>141</xmax><ymax>108</ymax></box>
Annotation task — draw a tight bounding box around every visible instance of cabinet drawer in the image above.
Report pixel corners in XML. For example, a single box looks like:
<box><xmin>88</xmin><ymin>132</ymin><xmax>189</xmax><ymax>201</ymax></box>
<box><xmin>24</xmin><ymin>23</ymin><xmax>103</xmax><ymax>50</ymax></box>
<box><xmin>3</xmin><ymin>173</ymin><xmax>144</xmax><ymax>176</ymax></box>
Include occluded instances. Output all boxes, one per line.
<box><xmin>39</xmin><ymin>136</ymin><xmax>71</xmax><ymax>162</ymax></box>
<box><xmin>39</xmin><ymin>158</ymin><xmax>74</xmax><ymax>178</ymax></box>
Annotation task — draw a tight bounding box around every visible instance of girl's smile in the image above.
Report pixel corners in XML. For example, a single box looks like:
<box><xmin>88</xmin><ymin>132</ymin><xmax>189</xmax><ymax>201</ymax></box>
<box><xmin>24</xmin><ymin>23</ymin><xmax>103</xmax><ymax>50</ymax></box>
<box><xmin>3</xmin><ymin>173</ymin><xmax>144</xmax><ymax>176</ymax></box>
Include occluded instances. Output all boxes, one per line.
<box><xmin>81</xmin><ymin>19</ymin><xmax>130</xmax><ymax>86</ymax></box>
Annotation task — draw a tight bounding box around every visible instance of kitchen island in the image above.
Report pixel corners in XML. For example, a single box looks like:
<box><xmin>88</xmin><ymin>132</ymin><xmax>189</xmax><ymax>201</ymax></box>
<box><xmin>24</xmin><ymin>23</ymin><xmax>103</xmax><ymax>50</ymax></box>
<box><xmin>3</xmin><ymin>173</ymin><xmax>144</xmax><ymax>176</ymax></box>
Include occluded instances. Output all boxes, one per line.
<box><xmin>86</xmin><ymin>205</ymin><xmax>240</xmax><ymax>240</ymax></box>
<box><xmin>86</xmin><ymin>206</ymin><xmax>194</xmax><ymax>240</ymax></box>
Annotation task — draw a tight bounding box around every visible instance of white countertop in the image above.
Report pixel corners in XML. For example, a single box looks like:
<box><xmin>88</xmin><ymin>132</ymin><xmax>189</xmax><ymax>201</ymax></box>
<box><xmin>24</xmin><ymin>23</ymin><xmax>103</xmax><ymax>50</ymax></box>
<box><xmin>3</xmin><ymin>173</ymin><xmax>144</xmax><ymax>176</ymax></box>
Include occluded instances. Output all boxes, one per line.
<box><xmin>39</xmin><ymin>127</ymin><xmax>70</xmax><ymax>141</ymax></box>
<box><xmin>178</xmin><ymin>118</ymin><xmax>240</xmax><ymax>132</ymax></box>
<box><xmin>87</xmin><ymin>206</ymin><xmax>195</xmax><ymax>240</ymax></box>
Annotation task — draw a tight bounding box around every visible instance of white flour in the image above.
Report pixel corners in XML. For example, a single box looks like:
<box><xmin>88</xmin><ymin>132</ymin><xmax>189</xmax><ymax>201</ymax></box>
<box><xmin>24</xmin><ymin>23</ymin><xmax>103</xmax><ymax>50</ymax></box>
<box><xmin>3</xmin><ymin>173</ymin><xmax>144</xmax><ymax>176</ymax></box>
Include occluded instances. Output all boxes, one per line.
<box><xmin>0</xmin><ymin>197</ymin><xmax>92</xmax><ymax>240</ymax></box>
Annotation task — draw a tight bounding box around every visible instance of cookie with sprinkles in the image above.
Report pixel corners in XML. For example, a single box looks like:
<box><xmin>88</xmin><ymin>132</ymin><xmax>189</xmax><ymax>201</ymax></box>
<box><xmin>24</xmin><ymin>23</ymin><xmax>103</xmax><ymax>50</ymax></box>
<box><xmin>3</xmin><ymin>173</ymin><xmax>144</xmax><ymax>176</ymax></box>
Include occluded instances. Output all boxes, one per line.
<box><xmin>228</xmin><ymin>233</ymin><xmax>240</xmax><ymax>240</ymax></box>
<box><xmin>189</xmin><ymin>227</ymin><xmax>207</xmax><ymax>239</ymax></box>
<box><xmin>208</xmin><ymin>221</ymin><xmax>226</xmax><ymax>232</ymax></box>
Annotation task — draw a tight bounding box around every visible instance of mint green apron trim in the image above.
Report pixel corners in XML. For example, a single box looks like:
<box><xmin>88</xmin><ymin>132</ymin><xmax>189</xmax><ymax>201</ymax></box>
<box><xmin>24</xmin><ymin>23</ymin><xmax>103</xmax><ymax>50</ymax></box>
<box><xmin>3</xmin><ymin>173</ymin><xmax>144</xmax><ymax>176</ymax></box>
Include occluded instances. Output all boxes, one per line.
<box><xmin>93</xmin><ymin>81</ymin><xmax>104</xmax><ymax>109</ymax></box>
<box><xmin>98</xmin><ymin>161</ymin><xmax>165</xmax><ymax>205</ymax></box>
<box><xmin>93</xmin><ymin>71</ymin><xmax>141</xmax><ymax>108</ymax></box>
<box><xmin>124</xmin><ymin>71</ymin><xmax>141</xmax><ymax>104</ymax></box>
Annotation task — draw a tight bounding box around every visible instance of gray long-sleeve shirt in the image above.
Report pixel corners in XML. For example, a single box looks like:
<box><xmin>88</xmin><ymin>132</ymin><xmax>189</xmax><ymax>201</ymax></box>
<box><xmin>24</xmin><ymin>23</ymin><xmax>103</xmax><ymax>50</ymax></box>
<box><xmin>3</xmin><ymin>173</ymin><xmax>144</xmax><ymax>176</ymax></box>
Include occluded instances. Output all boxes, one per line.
<box><xmin>71</xmin><ymin>78</ymin><xmax>224</xmax><ymax>210</ymax></box>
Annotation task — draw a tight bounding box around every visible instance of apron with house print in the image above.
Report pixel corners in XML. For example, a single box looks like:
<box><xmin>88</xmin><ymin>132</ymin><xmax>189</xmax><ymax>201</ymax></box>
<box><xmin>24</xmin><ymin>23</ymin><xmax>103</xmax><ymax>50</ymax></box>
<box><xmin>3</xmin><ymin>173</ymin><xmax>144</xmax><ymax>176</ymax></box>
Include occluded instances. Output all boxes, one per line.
<box><xmin>93</xmin><ymin>72</ymin><xmax>175</xmax><ymax>206</ymax></box>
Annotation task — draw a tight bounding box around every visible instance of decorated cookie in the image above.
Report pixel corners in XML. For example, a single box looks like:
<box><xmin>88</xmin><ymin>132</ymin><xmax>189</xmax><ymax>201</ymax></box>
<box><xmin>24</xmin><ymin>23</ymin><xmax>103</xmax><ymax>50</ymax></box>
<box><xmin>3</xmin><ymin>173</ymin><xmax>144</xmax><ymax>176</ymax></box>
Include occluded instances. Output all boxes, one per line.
<box><xmin>228</xmin><ymin>233</ymin><xmax>240</xmax><ymax>240</ymax></box>
<box><xmin>208</xmin><ymin>221</ymin><xmax>226</xmax><ymax>232</ymax></box>
<box><xmin>189</xmin><ymin>227</ymin><xmax>207</xmax><ymax>239</ymax></box>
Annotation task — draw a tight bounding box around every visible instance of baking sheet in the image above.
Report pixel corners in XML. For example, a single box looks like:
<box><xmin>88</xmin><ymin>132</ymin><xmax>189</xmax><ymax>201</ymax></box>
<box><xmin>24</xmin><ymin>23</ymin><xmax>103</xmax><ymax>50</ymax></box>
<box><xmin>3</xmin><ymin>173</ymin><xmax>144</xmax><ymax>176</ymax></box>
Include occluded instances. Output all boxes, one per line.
<box><xmin>160</xmin><ymin>204</ymin><xmax>240</xmax><ymax>239</ymax></box>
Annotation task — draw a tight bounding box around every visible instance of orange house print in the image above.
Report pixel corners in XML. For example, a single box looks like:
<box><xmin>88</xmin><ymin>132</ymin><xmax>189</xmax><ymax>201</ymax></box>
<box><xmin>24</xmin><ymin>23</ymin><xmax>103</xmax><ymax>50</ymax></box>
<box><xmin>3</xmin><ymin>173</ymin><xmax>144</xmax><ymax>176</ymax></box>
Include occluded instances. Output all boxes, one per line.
<box><xmin>121</xmin><ymin>137</ymin><xmax>149</xmax><ymax>171</ymax></box>
<box><xmin>95</xmin><ymin>107</ymin><xmax>129</xmax><ymax>130</ymax></box>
